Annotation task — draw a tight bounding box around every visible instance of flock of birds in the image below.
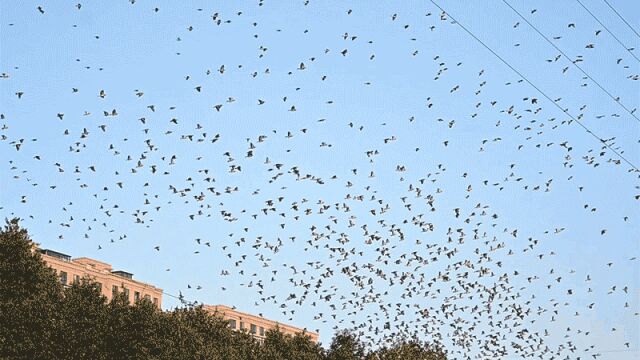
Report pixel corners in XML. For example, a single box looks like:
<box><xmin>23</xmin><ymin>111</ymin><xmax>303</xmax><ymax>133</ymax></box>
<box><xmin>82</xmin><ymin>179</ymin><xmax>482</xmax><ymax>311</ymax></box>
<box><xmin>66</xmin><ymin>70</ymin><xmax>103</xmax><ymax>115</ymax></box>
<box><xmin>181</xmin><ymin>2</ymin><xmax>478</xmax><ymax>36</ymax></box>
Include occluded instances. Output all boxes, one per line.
<box><xmin>1</xmin><ymin>1</ymin><xmax>639</xmax><ymax>359</ymax></box>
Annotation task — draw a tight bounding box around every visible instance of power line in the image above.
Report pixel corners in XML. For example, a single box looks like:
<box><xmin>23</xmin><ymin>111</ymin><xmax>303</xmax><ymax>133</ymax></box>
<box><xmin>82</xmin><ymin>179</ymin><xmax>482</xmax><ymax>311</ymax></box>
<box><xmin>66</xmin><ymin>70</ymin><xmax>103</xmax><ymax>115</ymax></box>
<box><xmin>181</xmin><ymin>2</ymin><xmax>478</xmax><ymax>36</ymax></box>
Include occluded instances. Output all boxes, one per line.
<box><xmin>602</xmin><ymin>0</ymin><xmax>640</xmax><ymax>39</ymax></box>
<box><xmin>501</xmin><ymin>0</ymin><xmax>640</xmax><ymax>124</ymax></box>
<box><xmin>162</xmin><ymin>290</ymin><xmax>199</xmax><ymax>307</ymax></box>
<box><xmin>575</xmin><ymin>0</ymin><xmax>640</xmax><ymax>63</ymax></box>
<box><xmin>428</xmin><ymin>0</ymin><xmax>639</xmax><ymax>172</ymax></box>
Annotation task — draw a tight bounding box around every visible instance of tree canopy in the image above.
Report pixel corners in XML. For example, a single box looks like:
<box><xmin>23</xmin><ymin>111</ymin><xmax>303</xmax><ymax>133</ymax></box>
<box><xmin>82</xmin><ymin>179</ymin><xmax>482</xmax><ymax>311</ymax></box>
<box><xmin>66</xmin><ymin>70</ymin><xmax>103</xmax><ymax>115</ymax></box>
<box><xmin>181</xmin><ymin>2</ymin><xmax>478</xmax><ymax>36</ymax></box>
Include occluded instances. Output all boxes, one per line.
<box><xmin>0</xmin><ymin>219</ymin><xmax>446</xmax><ymax>360</ymax></box>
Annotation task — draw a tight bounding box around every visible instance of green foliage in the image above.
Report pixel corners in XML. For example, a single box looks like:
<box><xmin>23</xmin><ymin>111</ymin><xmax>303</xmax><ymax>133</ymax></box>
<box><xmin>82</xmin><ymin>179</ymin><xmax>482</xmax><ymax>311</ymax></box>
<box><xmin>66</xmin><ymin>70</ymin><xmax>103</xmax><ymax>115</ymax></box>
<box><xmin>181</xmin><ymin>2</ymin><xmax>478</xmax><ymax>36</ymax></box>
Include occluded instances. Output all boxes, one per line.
<box><xmin>58</xmin><ymin>279</ymin><xmax>108</xmax><ymax>360</ymax></box>
<box><xmin>0</xmin><ymin>218</ymin><xmax>446</xmax><ymax>359</ymax></box>
<box><xmin>0</xmin><ymin>218</ymin><xmax>63</xmax><ymax>360</ymax></box>
<box><xmin>288</xmin><ymin>331</ymin><xmax>326</xmax><ymax>360</ymax></box>
<box><xmin>369</xmin><ymin>339</ymin><xmax>447</xmax><ymax>360</ymax></box>
<box><xmin>326</xmin><ymin>330</ymin><xmax>367</xmax><ymax>360</ymax></box>
<box><xmin>105</xmin><ymin>292</ymin><xmax>166</xmax><ymax>359</ymax></box>
<box><xmin>162</xmin><ymin>305</ymin><xmax>248</xmax><ymax>360</ymax></box>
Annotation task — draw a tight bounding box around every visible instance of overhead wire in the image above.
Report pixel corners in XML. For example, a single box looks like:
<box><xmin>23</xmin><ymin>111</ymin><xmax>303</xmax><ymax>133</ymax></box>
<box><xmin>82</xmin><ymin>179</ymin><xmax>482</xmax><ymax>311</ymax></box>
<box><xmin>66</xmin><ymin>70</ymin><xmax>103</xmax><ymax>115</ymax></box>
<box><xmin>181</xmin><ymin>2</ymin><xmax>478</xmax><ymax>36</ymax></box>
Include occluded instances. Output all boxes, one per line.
<box><xmin>428</xmin><ymin>0</ymin><xmax>639</xmax><ymax>172</ymax></box>
<box><xmin>602</xmin><ymin>0</ymin><xmax>640</xmax><ymax>39</ymax></box>
<box><xmin>575</xmin><ymin>0</ymin><xmax>640</xmax><ymax>63</ymax></box>
<box><xmin>501</xmin><ymin>0</ymin><xmax>640</xmax><ymax>124</ymax></box>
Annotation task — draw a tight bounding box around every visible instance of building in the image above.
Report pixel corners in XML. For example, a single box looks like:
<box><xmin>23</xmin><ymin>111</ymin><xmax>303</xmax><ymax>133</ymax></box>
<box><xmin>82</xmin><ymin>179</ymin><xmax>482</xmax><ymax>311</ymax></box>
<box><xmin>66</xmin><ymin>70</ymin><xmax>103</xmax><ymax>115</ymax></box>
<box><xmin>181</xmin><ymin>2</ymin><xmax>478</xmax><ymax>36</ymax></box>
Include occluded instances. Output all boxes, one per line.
<box><xmin>34</xmin><ymin>245</ymin><xmax>318</xmax><ymax>342</ymax></box>
<box><xmin>38</xmin><ymin>247</ymin><xmax>163</xmax><ymax>308</ymax></box>
<box><xmin>204</xmin><ymin>304</ymin><xmax>319</xmax><ymax>343</ymax></box>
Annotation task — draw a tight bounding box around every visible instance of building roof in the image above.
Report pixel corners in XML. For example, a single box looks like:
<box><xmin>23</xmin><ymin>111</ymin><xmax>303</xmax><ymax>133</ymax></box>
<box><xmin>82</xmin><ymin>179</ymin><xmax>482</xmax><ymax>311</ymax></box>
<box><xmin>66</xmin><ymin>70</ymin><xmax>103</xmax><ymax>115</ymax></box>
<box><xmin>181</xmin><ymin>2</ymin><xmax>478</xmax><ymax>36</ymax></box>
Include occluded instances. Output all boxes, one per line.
<box><xmin>37</xmin><ymin>246</ymin><xmax>162</xmax><ymax>292</ymax></box>
<box><xmin>73</xmin><ymin>257</ymin><xmax>113</xmax><ymax>271</ymax></box>
<box><xmin>38</xmin><ymin>249</ymin><xmax>71</xmax><ymax>262</ymax></box>
<box><xmin>205</xmin><ymin>304</ymin><xmax>319</xmax><ymax>338</ymax></box>
<box><xmin>111</xmin><ymin>270</ymin><xmax>134</xmax><ymax>279</ymax></box>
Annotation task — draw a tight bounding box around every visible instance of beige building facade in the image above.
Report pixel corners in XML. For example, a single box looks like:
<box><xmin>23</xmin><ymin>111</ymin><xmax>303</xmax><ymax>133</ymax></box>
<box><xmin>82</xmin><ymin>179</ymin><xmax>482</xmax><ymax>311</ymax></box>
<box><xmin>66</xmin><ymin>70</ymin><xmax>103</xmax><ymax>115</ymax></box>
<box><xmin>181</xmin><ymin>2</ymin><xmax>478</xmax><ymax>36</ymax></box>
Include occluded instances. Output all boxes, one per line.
<box><xmin>38</xmin><ymin>248</ymin><xmax>163</xmax><ymax>308</ymax></box>
<box><xmin>204</xmin><ymin>304</ymin><xmax>319</xmax><ymax>343</ymax></box>
<box><xmin>35</xmin><ymin>246</ymin><xmax>317</xmax><ymax>341</ymax></box>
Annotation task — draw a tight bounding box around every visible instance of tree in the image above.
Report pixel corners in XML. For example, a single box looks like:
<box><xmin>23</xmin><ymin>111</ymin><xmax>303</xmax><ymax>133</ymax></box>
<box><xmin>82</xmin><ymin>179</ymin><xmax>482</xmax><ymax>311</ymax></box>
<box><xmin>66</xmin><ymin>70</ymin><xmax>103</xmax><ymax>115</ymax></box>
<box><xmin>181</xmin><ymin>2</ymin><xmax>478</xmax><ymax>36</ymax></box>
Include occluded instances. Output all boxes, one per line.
<box><xmin>260</xmin><ymin>327</ymin><xmax>293</xmax><ymax>360</ymax></box>
<box><xmin>125</xmin><ymin>297</ymin><xmax>165</xmax><ymax>358</ymax></box>
<box><xmin>326</xmin><ymin>330</ymin><xmax>366</xmax><ymax>360</ymax></box>
<box><xmin>105</xmin><ymin>291</ymin><xmax>137</xmax><ymax>359</ymax></box>
<box><xmin>369</xmin><ymin>339</ymin><xmax>447</xmax><ymax>360</ymax></box>
<box><xmin>0</xmin><ymin>219</ymin><xmax>447</xmax><ymax>360</ymax></box>
<box><xmin>161</xmin><ymin>305</ymin><xmax>244</xmax><ymax>360</ymax></box>
<box><xmin>227</xmin><ymin>323</ymin><xmax>261</xmax><ymax>360</ymax></box>
<box><xmin>58</xmin><ymin>279</ymin><xmax>109</xmax><ymax>360</ymax></box>
<box><xmin>158</xmin><ymin>305</ymin><xmax>270</xmax><ymax>360</ymax></box>
<box><xmin>289</xmin><ymin>331</ymin><xmax>326</xmax><ymax>360</ymax></box>
<box><xmin>159</xmin><ymin>307</ymin><xmax>206</xmax><ymax>359</ymax></box>
<box><xmin>259</xmin><ymin>327</ymin><xmax>324</xmax><ymax>360</ymax></box>
<box><xmin>0</xmin><ymin>218</ymin><xmax>63</xmax><ymax>359</ymax></box>
<box><xmin>104</xmin><ymin>292</ymin><xmax>167</xmax><ymax>359</ymax></box>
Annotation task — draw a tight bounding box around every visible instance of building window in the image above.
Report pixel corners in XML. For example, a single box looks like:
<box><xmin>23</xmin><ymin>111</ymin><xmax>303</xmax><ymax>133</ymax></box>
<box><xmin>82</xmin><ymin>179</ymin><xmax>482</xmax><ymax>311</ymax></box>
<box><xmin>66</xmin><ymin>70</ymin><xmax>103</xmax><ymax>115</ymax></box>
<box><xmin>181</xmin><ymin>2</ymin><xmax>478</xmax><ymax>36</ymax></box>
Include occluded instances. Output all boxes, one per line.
<box><xmin>123</xmin><ymin>288</ymin><xmax>130</xmax><ymax>301</ymax></box>
<box><xmin>96</xmin><ymin>282</ymin><xmax>102</xmax><ymax>292</ymax></box>
<box><xmin>250</xmin><ymin>324</ymin><xmax>257</xmax><ymax>334</ymax></box>
<box><xmin>73</xmin><ymin>274</ymin><xmax>80</xmax><ymax>284</ymax></box>
<box><xmin>228</xmin><ymin>320</ymin><xmax>237</xmax><ymax>329</ymax></box>
<box><xmin>240</xmin><ymin>322</ymin><xmax>245</xmax><ymax>330</ymax></box>
<box><xmin>153</xmin><ymin>297</ymin><xmax>158</xmax><ymax>307</ymax></box>
<box><xmin>60</xmin><ymin>271</ymin><xmax>67</xmax><ymax>285</ymax></box>
<box><xmin>134</xmin><ymin>291</ymin><xmax>140</xmax><ymax>302</ymax></box>
<box><xmin>144</xmin><ymin>294</ymin><xmax>150</xmax><ymax>301</ymax></box>
<box><xmin>260</xmin><ymin>327</ymin><xmax>265</xmax><ymax>336</ymax></box>
<box><xmin>112</xmin><ymin>285</ymin><xmax>118</xmax><ymax>297</ymax></box>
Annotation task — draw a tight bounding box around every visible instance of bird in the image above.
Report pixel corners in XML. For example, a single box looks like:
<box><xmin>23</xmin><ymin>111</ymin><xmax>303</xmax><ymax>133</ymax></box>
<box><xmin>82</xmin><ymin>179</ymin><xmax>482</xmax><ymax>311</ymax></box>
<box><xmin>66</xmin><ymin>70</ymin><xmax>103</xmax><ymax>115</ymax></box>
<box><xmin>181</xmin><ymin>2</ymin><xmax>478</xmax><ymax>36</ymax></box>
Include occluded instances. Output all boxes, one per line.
<box><xmin>2</xmin><ymin>3</ymin><xmax>637</xmax><ymax>358</ymax></box>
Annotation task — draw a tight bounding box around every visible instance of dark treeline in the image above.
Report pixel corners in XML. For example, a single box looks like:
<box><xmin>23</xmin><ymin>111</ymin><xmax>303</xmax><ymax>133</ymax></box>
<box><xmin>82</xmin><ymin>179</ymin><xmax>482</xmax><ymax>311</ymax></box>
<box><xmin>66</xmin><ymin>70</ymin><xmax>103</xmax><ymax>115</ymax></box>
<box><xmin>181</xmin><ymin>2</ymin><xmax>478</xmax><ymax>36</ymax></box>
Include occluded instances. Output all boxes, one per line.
<box><xmin>0</xmin><ymin>219</ymin><xmax>446</xmax><ymax>360</ymax></box>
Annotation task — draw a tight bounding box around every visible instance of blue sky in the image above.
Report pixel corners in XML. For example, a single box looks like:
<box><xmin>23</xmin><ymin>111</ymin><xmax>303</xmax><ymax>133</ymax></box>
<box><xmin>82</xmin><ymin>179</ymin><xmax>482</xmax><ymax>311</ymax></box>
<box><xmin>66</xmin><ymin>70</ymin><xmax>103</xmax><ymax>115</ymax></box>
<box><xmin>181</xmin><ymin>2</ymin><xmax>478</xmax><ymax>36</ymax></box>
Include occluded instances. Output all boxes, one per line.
<box><xmin>1</xmin><ymin>0</ymin><xmax>639</xmax><ymax>358</ymax></box>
